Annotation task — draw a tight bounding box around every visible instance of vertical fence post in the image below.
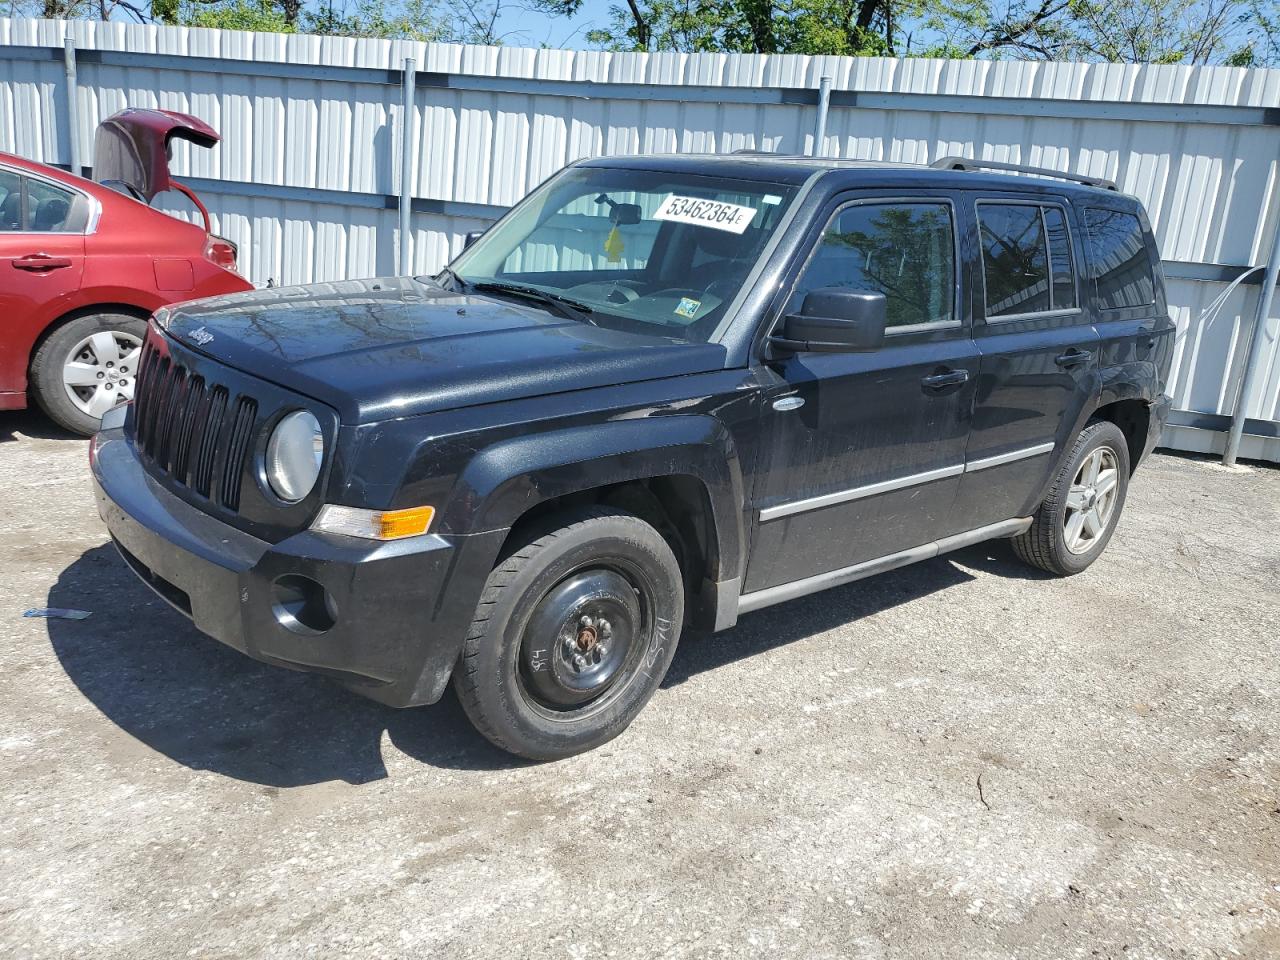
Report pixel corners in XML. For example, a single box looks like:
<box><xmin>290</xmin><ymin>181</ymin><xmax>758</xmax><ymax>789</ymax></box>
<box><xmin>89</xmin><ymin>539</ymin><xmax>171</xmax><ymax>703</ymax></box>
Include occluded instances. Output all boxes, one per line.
<box><xmin>1223</xmin><ymin>211</ymin><xmax>1280</xmax><ymax>466</ymax></box>
<box><xmin>398</xmin><ymin>56</ymin><xmax>417</xmax><ymax>276</ymax></box>
<box><xmin>62</xmin><ymin>37</ymin><xmax>81</xmax><ymax>176</ymax></box>
<box><xmin>811</xmin><ymin>76</ymin><xmax>831</xmax><ymax>158</ymax></box>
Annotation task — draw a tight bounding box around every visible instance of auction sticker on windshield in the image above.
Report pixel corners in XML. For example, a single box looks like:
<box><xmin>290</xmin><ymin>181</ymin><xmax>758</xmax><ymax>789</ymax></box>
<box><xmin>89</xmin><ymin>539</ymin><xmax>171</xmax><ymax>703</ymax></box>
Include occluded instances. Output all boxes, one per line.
<box><xmin>653</xmin><ymin>195</ymin><xmax>757</xmax><ymax>234</ymax></box>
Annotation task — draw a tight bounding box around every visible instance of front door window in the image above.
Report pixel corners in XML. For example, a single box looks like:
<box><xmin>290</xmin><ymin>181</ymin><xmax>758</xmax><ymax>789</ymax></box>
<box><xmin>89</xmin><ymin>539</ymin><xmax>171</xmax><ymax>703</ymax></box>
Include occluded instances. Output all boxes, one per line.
<box><xmin>790</xmin><ymin>201</ymin><xmax>957</xmax><ymax>332</ymax></box>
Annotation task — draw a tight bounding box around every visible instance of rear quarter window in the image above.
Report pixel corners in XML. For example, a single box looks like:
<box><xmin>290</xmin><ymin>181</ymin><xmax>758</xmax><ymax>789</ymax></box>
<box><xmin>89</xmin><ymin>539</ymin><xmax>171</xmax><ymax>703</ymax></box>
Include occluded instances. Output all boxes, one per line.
<box><xmin>1083</xmin><ymin>208</ymin><xmax>1156</xmax><ymax>309</ymax></box>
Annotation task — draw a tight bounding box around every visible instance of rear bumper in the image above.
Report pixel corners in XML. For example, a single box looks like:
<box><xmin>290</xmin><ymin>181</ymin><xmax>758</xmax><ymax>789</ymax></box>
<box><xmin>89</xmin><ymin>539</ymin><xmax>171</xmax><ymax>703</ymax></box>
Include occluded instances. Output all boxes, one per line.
<box><xmin>91</xmin><ymin>425</ymin><xmax>504</xmax><ymax>707</ymax></box>
<box><xmin>1142</xmin><ymin>394</ymin><xmax>1173</xmax><ymax>464</ymax></box>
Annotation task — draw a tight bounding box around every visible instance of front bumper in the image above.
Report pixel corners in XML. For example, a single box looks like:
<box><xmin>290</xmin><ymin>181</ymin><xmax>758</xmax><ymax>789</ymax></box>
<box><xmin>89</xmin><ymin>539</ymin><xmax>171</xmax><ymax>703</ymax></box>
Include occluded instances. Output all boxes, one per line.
<box><xmin>91</xmin><ymin>425</ymin><xmax>504</xmax><ymax>707</ymax></box>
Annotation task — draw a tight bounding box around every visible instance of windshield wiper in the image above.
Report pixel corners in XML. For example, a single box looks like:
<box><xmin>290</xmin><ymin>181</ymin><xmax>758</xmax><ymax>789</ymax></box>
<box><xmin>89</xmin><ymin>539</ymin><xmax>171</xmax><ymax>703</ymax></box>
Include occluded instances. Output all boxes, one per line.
<box><xmin>437</xmin><ymin>265</ymin><xmax>468</xmax><ymax>292</ymax></box>
<box><xmin>470</xmin><ymin>281</ymin><xmax>597</xmax><ymax>326</ymax></box>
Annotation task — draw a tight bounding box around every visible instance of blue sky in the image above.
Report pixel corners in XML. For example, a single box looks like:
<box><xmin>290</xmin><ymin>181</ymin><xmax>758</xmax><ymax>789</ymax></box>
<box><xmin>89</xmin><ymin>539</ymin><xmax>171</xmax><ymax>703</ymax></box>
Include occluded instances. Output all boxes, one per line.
<box><xmin>489</xmin><ymin>0</ymin><xmax>618</xmax><ymax>49</ymax></box>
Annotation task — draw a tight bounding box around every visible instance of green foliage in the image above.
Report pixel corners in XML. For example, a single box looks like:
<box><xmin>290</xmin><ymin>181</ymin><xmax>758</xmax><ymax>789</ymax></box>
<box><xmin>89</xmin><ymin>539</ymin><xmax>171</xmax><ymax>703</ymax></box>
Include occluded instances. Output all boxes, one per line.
<box><xmin>181</xmin><ymin>0</ymin><xmax>297</xmax><ymax>32</ymax></box>
<box><xmin>302</xmin><ymin>0</ymin><xmax>449</xmax><ymax>39</ymax></box>
<box><xmin>16</xmin><ymin>0</ymin><xmax>1277</xmax><ymax>64</ymax></box>
<box><xmin>540</xmin><ymin>0</ymin><xmax>1276</xmax><ymax>64</ymax></box>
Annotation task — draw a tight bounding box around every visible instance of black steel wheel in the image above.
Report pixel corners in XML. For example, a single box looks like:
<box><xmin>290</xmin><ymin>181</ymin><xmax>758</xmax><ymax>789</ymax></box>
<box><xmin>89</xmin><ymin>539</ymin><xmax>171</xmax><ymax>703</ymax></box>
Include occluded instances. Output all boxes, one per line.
<box><xmin>454</xmin><ymin>507</ymin><xmax>683</xmax><ymax>760</ymax></box>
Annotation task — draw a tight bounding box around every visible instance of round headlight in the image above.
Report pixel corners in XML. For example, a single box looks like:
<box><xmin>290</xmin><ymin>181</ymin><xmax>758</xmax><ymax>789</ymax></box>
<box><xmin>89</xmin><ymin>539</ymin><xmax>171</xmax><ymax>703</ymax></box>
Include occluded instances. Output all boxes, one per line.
<box><xmin>265</xmin><ymin>410</ymin><xmax>323</xmax><ymax>503</ymax></box>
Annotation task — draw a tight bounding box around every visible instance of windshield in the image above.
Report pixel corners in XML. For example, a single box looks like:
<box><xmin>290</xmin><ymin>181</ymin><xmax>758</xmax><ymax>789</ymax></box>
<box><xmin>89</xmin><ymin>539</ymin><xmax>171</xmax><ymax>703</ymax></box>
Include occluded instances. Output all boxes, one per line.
<box><xmin>444</xmin><ymin>166</ymin><xmax>800</xmax><ymax>343</ymax></box>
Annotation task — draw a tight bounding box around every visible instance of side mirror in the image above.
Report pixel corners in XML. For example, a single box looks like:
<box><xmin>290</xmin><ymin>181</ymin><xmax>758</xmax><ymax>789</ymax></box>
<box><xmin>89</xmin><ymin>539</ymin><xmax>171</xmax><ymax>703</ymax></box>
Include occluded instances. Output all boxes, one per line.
<box><xmin>771</xmin><ymin>288</ymin><xmax>887</xmax><ymax>353</ymax></box>
<box><xmin>463</xmin><ymin>230</ymin><xmax>484</xmax><ymax>250</ymax></box>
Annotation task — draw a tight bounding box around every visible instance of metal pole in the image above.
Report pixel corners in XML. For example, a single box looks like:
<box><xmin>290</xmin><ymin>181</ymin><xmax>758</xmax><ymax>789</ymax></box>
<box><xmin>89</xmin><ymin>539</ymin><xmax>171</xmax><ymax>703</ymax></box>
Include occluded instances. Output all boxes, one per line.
<box><xmin>811</xmin><ymin>76</ymin><xmax>831</xmax><ymax>158</ymax></box>
<box><xmin>1223</xmin><ymin>212</ymin><xmax>1280</xmax><ymax>466</ymax></box>
<box><xmin>63</xmin><ymin>37</ymin><xmax>81</xmax><ymax>177</ymax></box>
<box><xmin>398</xmin><ymin>56</ymin><xmax>416</xmax><ymax>276</ymax></box>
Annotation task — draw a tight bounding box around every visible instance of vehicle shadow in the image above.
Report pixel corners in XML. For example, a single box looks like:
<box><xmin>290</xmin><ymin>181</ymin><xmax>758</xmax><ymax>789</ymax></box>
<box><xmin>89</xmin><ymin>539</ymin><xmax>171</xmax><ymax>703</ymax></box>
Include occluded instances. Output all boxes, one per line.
<box><xmin>664</xmin><ymin>549</ymin><xmax>982</xmax><ymax>687</ymax></box>
<box><xmin>48</xmin><ymin>539</ymin><xmax>1025</xmax><ymax>787</ymax></box>
<box><xmin>0</xmin><ymin>409</ymin><xmax>79</xmax><ymax>442</ymax></box>
<box><xmin>47</xmin><ymin>544</ymin><xmax>523</xmax><ymax>787</ymax></box>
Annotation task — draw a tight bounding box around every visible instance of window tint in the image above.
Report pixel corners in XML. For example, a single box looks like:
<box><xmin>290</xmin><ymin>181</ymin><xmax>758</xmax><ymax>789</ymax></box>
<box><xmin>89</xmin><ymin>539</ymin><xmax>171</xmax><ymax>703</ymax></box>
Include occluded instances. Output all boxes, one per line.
<box><xmin>1084</xmin><ymin>208</ymin><xmax>1155</xmax><ymax>309</ymax></box>
<box><xmin>792</xmin><ymin>202</ymin><xmax>955</xmax><ymax>329</ymax></box>
<box><xmin>979</xmin><ymin>204</ymin><xmax>1050</xmax><ymax>317</ymax></box>
<box><xmin>27</xmin><ymin>179</ymin><xmax>76</xmax><ymax>232</ymax></box>
<box><xmin>0</xmin><ymin>170</ymin><xmax>21</xmax><ymax>230</ymax></box>
<box><xmin>1044</xmin><ymin>207</ymin><xmax>1076</xmax><ymax>309</ymax></box>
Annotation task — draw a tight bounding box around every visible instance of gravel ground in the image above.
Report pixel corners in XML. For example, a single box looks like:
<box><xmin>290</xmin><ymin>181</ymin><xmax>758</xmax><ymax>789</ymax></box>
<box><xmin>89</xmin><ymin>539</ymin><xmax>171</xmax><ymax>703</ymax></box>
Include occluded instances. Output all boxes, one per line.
<box><xmin>1</xmin><ymin>409</ymin><xmax>1278</xmax><ymax>960</ymax></box>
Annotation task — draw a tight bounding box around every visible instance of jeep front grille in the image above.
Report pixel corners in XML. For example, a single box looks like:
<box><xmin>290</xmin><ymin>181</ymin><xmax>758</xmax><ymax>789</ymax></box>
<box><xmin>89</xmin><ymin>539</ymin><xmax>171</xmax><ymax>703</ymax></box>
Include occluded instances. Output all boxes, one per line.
<box><xmin>133</xmin><ymin>339</ymin><xmax>259</xmax><ymax>512</ymax></box>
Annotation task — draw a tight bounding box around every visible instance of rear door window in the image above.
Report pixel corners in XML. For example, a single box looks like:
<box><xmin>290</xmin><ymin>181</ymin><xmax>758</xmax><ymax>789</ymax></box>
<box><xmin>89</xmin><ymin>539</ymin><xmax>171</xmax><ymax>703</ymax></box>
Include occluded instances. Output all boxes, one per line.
<box><xmin>26</xmin><ymin>179</ymin><xmax>78</xmax><ymax>232</ymax></box>
<box><xmin>978</xmin><ymin>201</ymin><xmax>1078</xmax><ymax>319</ymax></box>
<box><xmin>1083</xmin><ymin>208</ymin><xmax>1156</xmax><ymax>309</ymax></box>
<box><xmin>0</xmin><ymin>172</ymin><xmax>87</xmax><ymax>233</ymax></box>
<box><xmin>0</xmin><ymin>169</ymin><xmax>22</xmax><ymax>230</ymax></box>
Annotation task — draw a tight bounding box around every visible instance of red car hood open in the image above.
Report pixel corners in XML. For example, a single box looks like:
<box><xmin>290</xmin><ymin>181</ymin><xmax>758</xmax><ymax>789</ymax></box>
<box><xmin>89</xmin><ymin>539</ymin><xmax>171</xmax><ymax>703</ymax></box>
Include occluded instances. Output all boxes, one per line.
<box><xmin>93</xmin><ymin>108</ymin><xmax>219</xmax><ymax>203</ymax></box>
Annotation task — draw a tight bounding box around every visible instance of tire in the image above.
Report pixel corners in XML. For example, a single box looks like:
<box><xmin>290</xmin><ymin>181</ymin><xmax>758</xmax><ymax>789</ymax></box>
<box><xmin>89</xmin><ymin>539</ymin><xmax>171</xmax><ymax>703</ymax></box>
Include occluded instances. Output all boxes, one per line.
<box><xmin>454</xmin><ymin>507</ymin><xmax>684</xmax><ymax>761</ymax></box>
<box><xmin>30</xmin><ymin>312</ymin><xmax>146</xmax><ymax>436</ymax></box>
<box><xmin>1012</xmin><ymin>420</ymin><xmax>1131</xmax><ymax>576</ymax></box>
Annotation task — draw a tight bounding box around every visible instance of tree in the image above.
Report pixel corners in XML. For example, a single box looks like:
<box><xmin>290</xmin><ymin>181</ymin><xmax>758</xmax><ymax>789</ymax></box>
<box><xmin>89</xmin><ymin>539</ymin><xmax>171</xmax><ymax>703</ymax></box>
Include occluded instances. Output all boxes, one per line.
<box><xmin>531</xmin><ymin>0</ymin><xmax>1277</xmax><ymax>64</ymax></box>
<box><xmin>1058</xmin><ymin>0</ymin><xmax>1261</xmax><ymax>64</ymax></box>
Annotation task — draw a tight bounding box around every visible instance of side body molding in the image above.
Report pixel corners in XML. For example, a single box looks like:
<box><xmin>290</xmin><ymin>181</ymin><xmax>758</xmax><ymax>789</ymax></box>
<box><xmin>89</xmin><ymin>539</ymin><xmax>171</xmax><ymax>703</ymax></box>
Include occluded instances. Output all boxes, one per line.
<box><xmin>441</xmin><ymin>414</ymin><xmax>748</xmax><ymax>588</ymax></box>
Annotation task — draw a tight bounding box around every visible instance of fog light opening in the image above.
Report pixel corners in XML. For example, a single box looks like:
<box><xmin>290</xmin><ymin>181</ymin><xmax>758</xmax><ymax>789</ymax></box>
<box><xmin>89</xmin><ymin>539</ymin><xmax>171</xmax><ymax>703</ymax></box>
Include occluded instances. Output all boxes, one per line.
<box><xmin>272</xmin><ymin>575</ymin><xmax>337</xmax><ymax>635</ymax></box>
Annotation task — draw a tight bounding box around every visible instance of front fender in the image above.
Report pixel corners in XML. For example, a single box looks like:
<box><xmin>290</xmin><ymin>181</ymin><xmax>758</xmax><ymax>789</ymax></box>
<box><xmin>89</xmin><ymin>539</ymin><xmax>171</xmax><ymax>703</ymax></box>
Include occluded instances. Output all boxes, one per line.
<box><xmin>440</xmin><ymin>414</ymin><xmax>747</xmax><ymax>584</ymax></box>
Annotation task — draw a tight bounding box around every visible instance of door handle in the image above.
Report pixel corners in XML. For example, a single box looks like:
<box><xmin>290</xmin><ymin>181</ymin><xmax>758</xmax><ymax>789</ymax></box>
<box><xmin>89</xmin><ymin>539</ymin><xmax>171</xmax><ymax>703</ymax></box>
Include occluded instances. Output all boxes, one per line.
<box><xmin>920</xmin><ymin>368</ymin><xmax>969</xmax><ymax>391</ymax></box>
<box><xmin>12</xmin><ymin>254</ymin><xmax>72</xmax><ymax>271</ymax></box>
<box><xmin>1055</xmin><ymin>349</ymin><xmax>1092</xmax><ymax>367</ymax></box>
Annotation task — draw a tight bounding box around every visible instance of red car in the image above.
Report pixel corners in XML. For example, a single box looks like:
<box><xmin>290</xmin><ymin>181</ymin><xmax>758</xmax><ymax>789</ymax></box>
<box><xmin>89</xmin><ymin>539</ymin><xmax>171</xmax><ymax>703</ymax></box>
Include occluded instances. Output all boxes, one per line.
<box><xmin>0</xmin><ymin>109</ymin><xmax>252</xmax><ymax>435</ymax></box>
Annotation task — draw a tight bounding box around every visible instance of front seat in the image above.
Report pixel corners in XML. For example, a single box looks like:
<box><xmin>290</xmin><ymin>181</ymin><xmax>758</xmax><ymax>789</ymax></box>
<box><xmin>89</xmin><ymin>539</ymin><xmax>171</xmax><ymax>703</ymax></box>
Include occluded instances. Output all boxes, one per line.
<box><xmin>680</xmin><ymin>227</ymin><xmax>752</xmax><ymax>298</ymax></box>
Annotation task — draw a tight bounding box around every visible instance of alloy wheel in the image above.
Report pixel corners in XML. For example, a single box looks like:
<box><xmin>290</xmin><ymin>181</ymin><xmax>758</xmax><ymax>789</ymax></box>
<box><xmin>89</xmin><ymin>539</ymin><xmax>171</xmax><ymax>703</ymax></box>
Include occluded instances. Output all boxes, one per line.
<box><xmin>1063</xmin><ymin>445</ymin><xmax>1120</xmax><ymax>555</ymax></box>
<box><xmin>61</xmin><ymin>330</ymin><xmax>143</xmax><ymax>420</ymax></box>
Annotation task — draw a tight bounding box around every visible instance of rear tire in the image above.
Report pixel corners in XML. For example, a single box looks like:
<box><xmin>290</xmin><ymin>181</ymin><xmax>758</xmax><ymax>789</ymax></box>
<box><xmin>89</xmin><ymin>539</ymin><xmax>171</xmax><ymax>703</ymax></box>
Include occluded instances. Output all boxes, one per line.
<box><xmin>1012</xmin><ymin>420</ymin><xmax>1131</xmax><ymax>576</ymax></box>
<box><xmin>454</xmin><ymin>507</ymin><xmax>683</xmax><ymax>761</ymax></box>
<box><xmin>30</xmin><ymin>312</ymin><xmax>146</xmax><ymax>436</ymax></box>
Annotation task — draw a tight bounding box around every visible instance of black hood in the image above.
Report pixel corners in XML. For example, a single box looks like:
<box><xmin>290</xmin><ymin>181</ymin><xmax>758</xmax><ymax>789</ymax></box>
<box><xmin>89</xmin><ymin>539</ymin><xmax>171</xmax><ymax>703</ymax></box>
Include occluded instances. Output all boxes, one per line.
<box><xmin>160</xmin><ymin>277</ymin><xmax>728</xmax><ymax>423</ymax></box>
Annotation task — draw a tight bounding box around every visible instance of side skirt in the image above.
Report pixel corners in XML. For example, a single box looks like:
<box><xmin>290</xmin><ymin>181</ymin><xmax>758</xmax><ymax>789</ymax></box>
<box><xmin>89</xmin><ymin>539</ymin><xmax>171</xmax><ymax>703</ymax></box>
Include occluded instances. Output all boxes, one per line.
<box><xmin>735</xmin><ymin>517</ymin><xmax>1032</xmax><ymax>616</ymax></box>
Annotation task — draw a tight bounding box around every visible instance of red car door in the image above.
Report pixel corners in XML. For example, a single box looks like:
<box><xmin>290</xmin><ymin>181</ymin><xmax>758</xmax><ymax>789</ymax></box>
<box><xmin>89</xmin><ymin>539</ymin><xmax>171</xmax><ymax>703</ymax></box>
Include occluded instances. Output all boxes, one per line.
<box><xmin>0</xmin><ymin>169</ymin><xmax>86</xmax><ymax>400</ymax></box>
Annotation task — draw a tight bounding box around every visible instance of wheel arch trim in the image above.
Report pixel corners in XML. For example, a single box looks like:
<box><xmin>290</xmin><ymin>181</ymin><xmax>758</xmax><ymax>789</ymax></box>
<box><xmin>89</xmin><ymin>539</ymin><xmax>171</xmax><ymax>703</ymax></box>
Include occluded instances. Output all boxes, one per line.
<box><xmin>442</xmin><ymin>414</ymin><xmax>748</xmax><ymax>586</ymax></box>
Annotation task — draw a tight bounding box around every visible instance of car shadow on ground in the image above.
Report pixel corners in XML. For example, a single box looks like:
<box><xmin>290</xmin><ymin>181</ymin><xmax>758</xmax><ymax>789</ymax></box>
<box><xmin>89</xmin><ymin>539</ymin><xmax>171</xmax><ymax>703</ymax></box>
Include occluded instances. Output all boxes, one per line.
<box><xmin>663</xmin><ymin>548</ymin><xmax>986</xmax><ymax>687</ymax></box>
<box><xmin>0</xmin><ymin>409</ymin><xmax>79</xmax><ymax>442</ymax></box>
<box><xmin>48</xmin><ymin>539</ymin><xmax>1022</xmax><ymax>787</ymax></box>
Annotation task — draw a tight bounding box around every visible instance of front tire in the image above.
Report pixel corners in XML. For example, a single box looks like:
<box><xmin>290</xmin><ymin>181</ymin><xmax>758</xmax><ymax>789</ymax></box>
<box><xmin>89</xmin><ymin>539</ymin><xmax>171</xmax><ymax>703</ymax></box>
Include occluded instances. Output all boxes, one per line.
<box><xmin>1012</xmin><ymin>420</ymin><xmax>1131</xmax><ymax>576</ymax></box>
<box><xmin>30</xmin><ymin>312</ymin><xmax>146</xmax><ymax>436</ymax></box>
<box><xmin>454</xmin><ymin>507</ymin><xmax>684</xmax><ymax>761</ymax></box>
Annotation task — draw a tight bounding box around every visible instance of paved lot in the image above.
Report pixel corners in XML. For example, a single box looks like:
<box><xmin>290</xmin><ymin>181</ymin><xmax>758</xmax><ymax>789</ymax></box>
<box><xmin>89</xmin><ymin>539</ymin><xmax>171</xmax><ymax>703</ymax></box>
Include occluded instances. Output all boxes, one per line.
<box><xmin>1</xmin><ymin>409</ymin><xmax>1278</xmax><ymax>960</ymax></box>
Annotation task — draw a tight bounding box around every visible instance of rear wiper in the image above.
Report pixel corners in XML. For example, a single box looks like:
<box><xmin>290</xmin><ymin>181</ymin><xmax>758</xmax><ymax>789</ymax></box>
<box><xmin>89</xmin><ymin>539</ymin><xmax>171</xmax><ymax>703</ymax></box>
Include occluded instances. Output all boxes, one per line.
<box><xmin>471</xmin><ymin>281</ymin><xmax>597</xmax><ymax>326</ymax></box>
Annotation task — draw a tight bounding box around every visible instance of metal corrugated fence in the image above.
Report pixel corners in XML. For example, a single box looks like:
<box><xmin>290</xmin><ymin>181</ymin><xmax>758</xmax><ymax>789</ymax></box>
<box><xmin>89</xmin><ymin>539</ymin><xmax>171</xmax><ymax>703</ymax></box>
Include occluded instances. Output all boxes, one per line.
<box><xmin>1</xmin><ymin>17</ymin><xmax>1278</xmax><ymax>459</ymax></box>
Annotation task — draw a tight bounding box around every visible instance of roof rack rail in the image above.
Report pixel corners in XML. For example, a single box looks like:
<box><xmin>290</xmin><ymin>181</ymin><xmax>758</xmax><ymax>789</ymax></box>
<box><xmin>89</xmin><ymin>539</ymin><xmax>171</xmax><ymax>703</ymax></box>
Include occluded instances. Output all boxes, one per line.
<box><xmin>930</xmin><ymin>156</ymin><xmax>1117</xmax><ymax>192</ymax></box>
<box><xmin>730</xmin><ymin>148</ymin><xmax>780</xmax><ymax>155</ymax></box>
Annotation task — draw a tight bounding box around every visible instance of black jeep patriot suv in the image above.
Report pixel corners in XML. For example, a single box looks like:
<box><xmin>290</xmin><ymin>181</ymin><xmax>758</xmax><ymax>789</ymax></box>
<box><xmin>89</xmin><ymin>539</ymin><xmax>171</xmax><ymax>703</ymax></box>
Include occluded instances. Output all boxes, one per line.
<box><xmin>92</xmin><ymin>154</ymin><xmax>1174</xmax><ymax>759</ymax></box>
